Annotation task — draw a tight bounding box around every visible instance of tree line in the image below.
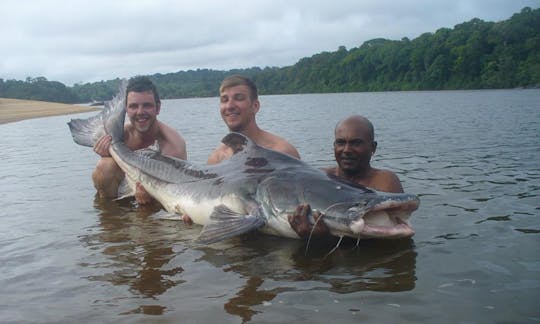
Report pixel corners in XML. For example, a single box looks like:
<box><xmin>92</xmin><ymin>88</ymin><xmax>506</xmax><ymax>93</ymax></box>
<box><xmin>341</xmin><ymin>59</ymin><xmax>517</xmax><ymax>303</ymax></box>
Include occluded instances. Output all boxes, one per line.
<box><xmin>1</xmin><ymin>7</ymin><xmax>538</xmax><ymax>104</ymax></box>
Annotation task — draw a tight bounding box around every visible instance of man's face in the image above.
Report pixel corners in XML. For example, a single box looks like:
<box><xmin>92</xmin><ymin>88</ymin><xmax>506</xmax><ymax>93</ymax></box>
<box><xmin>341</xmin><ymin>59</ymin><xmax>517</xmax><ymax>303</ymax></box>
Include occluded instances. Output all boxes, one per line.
<box><xmin>334</xmin><ymin>121</ymin><xmax>376</xmax><ymax>174</ymax></box>
<box><xmin>126</xmin><ymin>90</ymin><xmax>160</xmax><ymax>133</ymax></box>
<box><xmin>219</xmin><ymin>85</ymin><xmax>259</xmax><ymax>132</ymax></box>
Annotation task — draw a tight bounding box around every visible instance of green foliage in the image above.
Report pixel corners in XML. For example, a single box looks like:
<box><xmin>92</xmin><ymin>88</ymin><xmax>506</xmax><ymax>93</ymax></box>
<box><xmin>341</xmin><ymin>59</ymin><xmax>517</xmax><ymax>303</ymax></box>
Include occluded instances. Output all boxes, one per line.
<box><xmin>263</xmin><ymin>7</ymin><xmax>539</xmax><ymax>93</ymax></box>
<box><xmin>1</xmin><ymin>7</ymin><xmax>538</xmax><ymax>103</ymax></box>
<box><xmin>71</xmin><ymin>79</ymin><xmax>122</xmax><ymax>103</ymax></box>
<box><xmin>0</xmin><ymin>77</ymin><xmax>79</xmax><ymax>103</ymax></box>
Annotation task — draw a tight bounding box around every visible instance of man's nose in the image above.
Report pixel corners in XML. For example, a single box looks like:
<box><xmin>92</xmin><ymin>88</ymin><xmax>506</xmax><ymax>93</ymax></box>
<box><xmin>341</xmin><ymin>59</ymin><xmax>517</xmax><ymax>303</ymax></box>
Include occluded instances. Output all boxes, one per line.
<box><xmin>342</xmin><ymin>142</ymin><xmax>353</xmax><ymax>151</ymax></box>
<box><xmin>223</xmin><ymin>100</ymin><xmax>235</xmax><ymax>109</ymax></box>
<box><xmin>135</xmin><ymin>105</ymin><xmax>145</xmax><ymax>113</ymax></box>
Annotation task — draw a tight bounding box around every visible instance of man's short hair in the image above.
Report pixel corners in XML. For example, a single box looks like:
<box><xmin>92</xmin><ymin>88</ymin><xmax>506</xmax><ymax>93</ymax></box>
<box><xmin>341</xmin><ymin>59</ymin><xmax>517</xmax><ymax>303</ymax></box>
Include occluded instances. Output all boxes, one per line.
<box><xmin>126</xmin><ymin>76</ymin><xmax>161</xmax><ymax>104</ymax></box>
<box><xmin>219</xmin><ymin>75</ymin><xmax>258</xmax><ymax>100</ymax></box>
<box><xmin>335</xmin><ymin>115</ymin><xmax>375</xmax><ymax>142</ymax></box>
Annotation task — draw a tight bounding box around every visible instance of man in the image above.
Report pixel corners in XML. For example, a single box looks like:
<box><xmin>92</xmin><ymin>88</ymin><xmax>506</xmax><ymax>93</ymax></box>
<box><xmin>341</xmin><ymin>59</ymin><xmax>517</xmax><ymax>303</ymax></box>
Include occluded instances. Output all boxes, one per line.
<box><xmin>92</xmin><ymin>76</ymin><xmax>187</xmax><ymax>204</ymax></box>
<box><xmin>288</xmin><ymin>115</ymin><xmax>403</xmax><ymax>237</ymax></box>
<box><xmin>207</xmin><ymin>74</ymin><xmax>300</xmax><ymax>164</ymax></box>
<box><xmin>178</xmin><ymin>75</ymin><xmax>299</xmax><ymax>224</ymax></box>
<box><xmin>325</xmin><ymin>115</ymin><xmax>402</xmax><ymax>192</ymax></box>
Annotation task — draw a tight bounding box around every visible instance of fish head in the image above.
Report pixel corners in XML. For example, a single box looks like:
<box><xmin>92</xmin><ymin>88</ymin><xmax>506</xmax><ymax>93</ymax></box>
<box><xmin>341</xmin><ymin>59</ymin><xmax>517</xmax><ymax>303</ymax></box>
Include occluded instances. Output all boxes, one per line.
<box><xmin>257</xmin><ymin>172</ymin><xmax>419</xmax><ymax>240</ymax></box>
<box><xmin>321</xmin><ymin>192</ymin><xmax>419</xmax><ymax>239</ymax></box>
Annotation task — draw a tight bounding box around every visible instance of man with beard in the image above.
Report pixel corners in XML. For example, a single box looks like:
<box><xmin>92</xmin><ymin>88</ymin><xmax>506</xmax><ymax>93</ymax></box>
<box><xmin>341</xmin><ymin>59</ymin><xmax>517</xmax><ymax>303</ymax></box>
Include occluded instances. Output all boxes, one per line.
<box><xmin>288</xmin><ymin>115</ymin><xmax>403</xmax><ymax>237</ymax></box>
<box><xmin>207</xmin><ymin>74</ymin><xmax>300</xmax><ymax>164</ymax></box>
<box><xmin>92</xmin><ymin>76</ymin><xmax>187</xmax><ymax>204</ymax></box>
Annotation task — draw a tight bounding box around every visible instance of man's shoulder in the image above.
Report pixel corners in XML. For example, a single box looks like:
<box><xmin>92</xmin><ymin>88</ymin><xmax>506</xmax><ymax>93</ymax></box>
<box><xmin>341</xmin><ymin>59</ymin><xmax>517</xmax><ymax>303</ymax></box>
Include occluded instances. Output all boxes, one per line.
<box><xmin>156</xmin><ymin>121</ymin><xmax>186</xmax><ymax>158</ymax></box>
<box><xmin>158</xmin><ymin>121</ymin><xmax>181</xmax><ymax>136</ymax></box>
<box><xmin>373</xmin><ymin>168</ymin><xmax>399</xmax><ymax>179</ymax></box>
<box><xmin>371</xmin><ymin>168</ymin><xmax>403</xmax><ymax>193</ymax></box>
<box><xmin>157</xmin><ymin>121</ymin><xmax>184</xmax><ymax>143</ymax></box>
<box><xmin>261</xmin><ymin>131</ymin><xmax>300</xmax><ymax>158</ymax></box>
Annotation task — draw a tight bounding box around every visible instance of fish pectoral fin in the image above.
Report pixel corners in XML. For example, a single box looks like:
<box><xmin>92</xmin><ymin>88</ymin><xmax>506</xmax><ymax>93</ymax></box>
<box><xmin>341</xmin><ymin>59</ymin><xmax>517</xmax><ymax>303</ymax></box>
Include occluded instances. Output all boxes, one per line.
<box><xmin>115</xmin><ymin>178</ymin><xmax>135</xmax><ymax>200</ymax></box>
<box><xmin>196</xmin><ymin>204</ymin><xmax>266</xmax><ymax>245</ymax></box>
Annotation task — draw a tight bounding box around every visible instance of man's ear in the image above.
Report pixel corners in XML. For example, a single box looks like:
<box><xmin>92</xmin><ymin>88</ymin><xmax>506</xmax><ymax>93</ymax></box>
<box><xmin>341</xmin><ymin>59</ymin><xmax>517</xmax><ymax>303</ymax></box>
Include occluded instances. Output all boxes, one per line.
<box><xmin>252</xmin><ymin>99</ymin><xmax>260</xmax><ymax>113</ymax></box>
<box><xmin>372</xmin><ymin>140</ymin><xmax>378</xmax><ymax>153</ymax></box>
<box><xmin>156</xmin><ymin>102</ymin><xmax>161</xmax><ymax>114</ymax></box>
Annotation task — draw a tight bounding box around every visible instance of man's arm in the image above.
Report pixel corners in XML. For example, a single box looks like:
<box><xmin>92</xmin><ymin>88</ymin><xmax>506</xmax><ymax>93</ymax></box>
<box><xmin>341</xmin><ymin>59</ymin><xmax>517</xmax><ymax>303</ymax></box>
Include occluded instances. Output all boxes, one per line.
<box><xmin>207</xmin><ymin>144</ymin><xmax>233</xmax><ymax>165</ymax></box>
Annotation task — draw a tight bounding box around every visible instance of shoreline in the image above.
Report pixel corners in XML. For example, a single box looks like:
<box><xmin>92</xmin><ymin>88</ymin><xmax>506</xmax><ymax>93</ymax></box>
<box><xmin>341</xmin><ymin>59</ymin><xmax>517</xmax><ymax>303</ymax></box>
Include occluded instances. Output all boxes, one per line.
<box><xmin>0</xmin><ymin>98</ymin><xmax>100</xmax><ymax>125</ymax></box>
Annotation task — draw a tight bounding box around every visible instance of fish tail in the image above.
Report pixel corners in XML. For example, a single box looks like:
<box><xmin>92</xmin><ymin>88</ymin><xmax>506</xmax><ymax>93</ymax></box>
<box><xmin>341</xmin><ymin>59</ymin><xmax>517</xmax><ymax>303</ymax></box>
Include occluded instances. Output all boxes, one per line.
<box><xmin>67</xmin><ymin>80</ymin><xmax>128</xmax><ymax>146</ymax></box>
<box><xmin>67</xmin><ymin>113</ymin><xmax>105</xmax><ymax>147</ymax></box>
<box><xmin>104</xmin><ymin>80</ymin><xmax>128</xmax><ymax>144</ymax></box>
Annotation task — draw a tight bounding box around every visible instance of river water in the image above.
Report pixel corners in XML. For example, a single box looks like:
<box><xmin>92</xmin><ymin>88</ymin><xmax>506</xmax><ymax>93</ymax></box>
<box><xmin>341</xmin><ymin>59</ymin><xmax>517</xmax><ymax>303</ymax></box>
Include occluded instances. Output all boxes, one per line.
<box><xmin>0</xmin><ymin>89</ymin><xmax>539</xmax><ymax>323</ymax></box>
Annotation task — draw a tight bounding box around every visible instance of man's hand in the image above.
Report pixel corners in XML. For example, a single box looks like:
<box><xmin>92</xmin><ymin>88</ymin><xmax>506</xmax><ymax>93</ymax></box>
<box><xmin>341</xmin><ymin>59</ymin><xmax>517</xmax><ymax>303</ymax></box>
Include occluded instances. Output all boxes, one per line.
<box><xmin>135</xmin><ymin>182</ymin><xmax>154</xmax><ymax>205</ymax></box>
<box><xmin>288</xmin><ymin>203</ymin><xmax>330</xmax><ymax>238</ymax></box>
<box><xmin>181</xmin><ymin>213</ymin><xmax>193</xmax><ymax>225</ymax></box>
<box><xmin>93</xmin><ymin>135</ymin><xmax>112</xmax><ymax>157</ymax></box>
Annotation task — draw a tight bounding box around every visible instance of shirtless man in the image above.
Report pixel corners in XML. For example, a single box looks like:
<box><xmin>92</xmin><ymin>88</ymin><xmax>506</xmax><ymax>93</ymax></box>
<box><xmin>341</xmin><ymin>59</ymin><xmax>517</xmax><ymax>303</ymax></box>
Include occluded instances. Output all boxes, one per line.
<box><xmin>92</xmin><ymin>76</ymin><xmax>187</xmax><ymax>204</ymax></box>
<box><xmin>207</xmin><ymin>74</ymin><xmax>300</xmax><ymax>164</ymax></box>
<box><xmin>174</xmin><ymin>75</ymin><xmax>299</xmax><ymax>223</ymax></box>
<box><xmin>289</xmin><ymin>115</ymin><xmax>403</xmax><ymax>237</ymax></box>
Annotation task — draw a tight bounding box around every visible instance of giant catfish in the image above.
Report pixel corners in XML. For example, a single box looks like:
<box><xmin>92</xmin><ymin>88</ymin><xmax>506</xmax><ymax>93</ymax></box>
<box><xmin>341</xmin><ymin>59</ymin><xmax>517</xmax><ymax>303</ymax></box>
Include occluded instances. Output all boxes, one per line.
<box><xmin>68</xmin><ymin>81</ymin><xmax>419</xmax><ymax>244</ymax></box>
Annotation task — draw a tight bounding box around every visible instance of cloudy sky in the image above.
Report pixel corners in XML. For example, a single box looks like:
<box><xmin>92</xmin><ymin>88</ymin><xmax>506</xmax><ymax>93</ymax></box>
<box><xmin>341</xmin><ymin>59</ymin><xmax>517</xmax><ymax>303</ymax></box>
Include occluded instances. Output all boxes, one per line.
<box><xmin>1</xmin><ymin>0</ymin><xmax>537</xmax><ymax>85</ymax></box>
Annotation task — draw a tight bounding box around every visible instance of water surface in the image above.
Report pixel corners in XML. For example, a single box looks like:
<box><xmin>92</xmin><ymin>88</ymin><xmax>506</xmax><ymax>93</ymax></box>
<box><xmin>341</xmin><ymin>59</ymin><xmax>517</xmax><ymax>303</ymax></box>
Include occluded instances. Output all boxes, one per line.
<box><xmin>0</xmin><ymin>89</ymin><xmax>539</xmax><ymax>323</ymax></box>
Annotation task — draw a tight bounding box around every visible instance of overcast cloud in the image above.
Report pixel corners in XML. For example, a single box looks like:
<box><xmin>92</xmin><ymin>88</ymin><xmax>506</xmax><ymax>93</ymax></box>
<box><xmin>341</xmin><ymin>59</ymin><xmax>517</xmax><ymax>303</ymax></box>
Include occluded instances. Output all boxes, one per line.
<box><xmin>1</xmin><ymin>0</ymin><xmax>537</xmax><ymax>85</ymax></box>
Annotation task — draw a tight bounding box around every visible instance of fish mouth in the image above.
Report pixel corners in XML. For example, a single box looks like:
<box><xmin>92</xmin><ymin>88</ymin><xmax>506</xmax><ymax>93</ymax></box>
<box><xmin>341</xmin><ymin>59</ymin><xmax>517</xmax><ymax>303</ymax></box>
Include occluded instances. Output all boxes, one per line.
<box><xmin>349</xmin><ymin>199</ymin><xmax>419</xmax><ymax>239</ymax></box>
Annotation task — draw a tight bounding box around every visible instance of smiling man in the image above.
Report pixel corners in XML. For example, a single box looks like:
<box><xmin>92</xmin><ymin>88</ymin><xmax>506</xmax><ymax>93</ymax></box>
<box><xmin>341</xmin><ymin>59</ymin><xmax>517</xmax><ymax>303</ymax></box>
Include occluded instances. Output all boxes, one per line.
<box><xmin>288</xmin><ymin>115</ymin><xmax>404</xmax><ymax>237</ymax></box>
<box><xmin>207</xmin><ymin>74</ymin><xmax>300</xmax><ymax>164</ymax></box>
<box><xmin>92</xmin><ymin>76</ymin><xmax>187</xmax><ymax>203</ymax></box>
<box><xmin>324</xmin><ymin>115</ymin><xmax>402</xmax><ymax>192</ymax></box>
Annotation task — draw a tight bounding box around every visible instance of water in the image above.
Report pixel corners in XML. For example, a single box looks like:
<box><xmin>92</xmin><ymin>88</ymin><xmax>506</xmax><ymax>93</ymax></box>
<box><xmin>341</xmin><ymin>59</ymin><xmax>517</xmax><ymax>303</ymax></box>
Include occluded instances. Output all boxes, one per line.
<box><xmin>1</xmin><ymin>89</ymin><xmax>539</xmax><ymax>323</ymax></box>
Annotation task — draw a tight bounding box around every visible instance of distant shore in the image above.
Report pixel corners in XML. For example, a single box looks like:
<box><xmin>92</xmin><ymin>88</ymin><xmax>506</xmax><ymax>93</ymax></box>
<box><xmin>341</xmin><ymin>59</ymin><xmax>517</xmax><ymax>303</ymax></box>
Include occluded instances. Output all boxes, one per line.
<box><xmin>0</xmin><ymin>98</ymin><xmax>100</xmax><ymax>125</ymax></box>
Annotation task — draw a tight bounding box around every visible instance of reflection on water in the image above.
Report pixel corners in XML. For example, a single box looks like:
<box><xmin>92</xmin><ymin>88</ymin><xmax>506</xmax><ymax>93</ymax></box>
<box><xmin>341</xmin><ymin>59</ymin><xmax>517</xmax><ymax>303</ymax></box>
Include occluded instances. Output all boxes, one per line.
<box><xmin>81</xmin><ymin>195</ymin><xmax>416</xmax><ymax>320</ymax></box>
<box><xmin>80</xmin><ymin>197</ymin><xmax>185</xmax><ymax>314</ymax></box>
<box><xmin>213</xmin><ymin>238</ymin><xmax>416</xmax><ymax>322</ymax></box>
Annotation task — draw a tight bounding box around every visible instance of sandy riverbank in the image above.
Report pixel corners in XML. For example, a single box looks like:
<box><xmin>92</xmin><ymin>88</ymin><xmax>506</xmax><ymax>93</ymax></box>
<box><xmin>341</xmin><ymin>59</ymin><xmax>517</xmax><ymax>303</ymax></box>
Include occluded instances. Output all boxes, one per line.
<box><xmin>0</xmin><ymin>98</ymin><xmax>100</xmax><ymax>125</ymax></box>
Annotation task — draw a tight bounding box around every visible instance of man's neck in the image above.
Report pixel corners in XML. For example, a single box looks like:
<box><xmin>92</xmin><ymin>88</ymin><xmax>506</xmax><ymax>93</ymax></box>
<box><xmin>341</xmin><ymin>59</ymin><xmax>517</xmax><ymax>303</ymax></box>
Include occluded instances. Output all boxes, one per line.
<box><xmin>235</xmin><ymin>123</ymin><xmax>262</xmax><ymax>142</ymax></box>
<box><xmin>129</xmin><ymin>122</ymin><xmax>160</xmax><ymax>148</ymax></box>
<box><xmin>337</xmin><ymin>166</ymin><xmax>373</xmax><ymax>183</ymax></box>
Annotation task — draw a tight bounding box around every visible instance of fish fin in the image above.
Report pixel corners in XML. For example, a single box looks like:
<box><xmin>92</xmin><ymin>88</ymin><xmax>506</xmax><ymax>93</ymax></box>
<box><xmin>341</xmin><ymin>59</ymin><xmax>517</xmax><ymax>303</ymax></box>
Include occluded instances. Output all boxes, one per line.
<box><xmin>116</xmin><ymin>178</ymin><xmax>135</xmax><ymax>200</ymax></box>
<box><xmin>153</xmin><ymin>210</ymin><xmax>182</xmax><ymax>221</ymax></box>
<box><xmin>196</xmin><ymin>204</ymin><xmax>266</xmax><ymax>244</ymax></box>
<box><xmin>221</xmin><ymin>132</ymin><xmax>254</xmax><ymax>154</ymax></box>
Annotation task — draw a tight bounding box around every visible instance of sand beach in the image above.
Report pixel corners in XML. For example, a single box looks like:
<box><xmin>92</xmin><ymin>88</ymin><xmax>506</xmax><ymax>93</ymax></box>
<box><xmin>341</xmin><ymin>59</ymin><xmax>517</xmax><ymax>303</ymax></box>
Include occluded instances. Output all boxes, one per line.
<box><xmin>0</xmin><ymin>98</ymin><xmax>99</xmax><ymax>124</ymax></box>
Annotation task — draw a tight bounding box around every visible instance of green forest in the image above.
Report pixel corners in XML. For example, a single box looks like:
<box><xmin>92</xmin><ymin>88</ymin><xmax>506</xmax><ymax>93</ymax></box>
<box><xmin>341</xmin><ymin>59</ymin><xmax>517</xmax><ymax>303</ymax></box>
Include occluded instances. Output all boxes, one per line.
<box><xmin>1</xmin><ymin>7</ymin><xmax>538</xmax><ymax>103</ymax></box>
